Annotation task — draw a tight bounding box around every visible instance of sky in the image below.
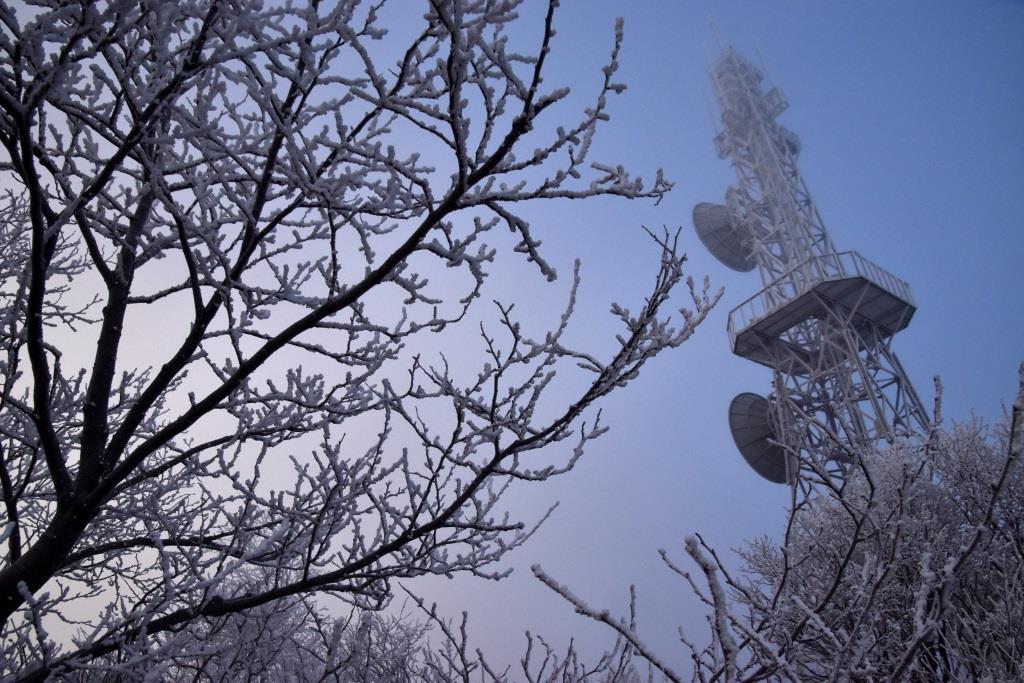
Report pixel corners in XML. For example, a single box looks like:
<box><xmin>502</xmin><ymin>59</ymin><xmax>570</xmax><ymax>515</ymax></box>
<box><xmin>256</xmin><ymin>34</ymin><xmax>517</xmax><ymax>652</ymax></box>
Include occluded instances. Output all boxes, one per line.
<box><xmin>7</xmin><ymin>0</ymin><xmax>1020</xmax><ymax>674</ymax></box>
<box><xmin>403</xmin><ymin>0</ymin><xmax>1024</xmax><ymax>673</ymax></box>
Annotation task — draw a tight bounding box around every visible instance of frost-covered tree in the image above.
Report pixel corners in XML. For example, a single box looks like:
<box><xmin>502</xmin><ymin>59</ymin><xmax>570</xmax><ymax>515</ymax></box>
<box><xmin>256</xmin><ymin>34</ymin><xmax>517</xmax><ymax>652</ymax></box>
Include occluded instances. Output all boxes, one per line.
<box><xmin>538</xmin><ymin>370</ymin><xmax>1024</xmax><ymax>682</ymax></box>
<box><xmin>151</xmin><ymin>588</ymin><xmax>644</xmax><ymax>682</ymax></box>
<box><xmin>0</xmin><ymin>1</ymin><xmax>718</xmax><ymax>679</ymax></box>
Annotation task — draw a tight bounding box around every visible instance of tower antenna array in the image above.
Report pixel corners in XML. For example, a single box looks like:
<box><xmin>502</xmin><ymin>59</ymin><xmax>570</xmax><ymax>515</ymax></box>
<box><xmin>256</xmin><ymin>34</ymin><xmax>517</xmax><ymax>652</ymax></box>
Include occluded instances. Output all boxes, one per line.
<box><xmin>695</xmin><ymin>48</ymin><xmax>929</xmax><ymax>483</ymax></box>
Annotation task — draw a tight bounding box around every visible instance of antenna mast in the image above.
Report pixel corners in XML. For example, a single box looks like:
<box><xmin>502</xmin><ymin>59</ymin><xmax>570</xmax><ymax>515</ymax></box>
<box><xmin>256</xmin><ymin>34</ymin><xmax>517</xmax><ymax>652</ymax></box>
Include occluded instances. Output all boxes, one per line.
<box><xmin>695</xmin><ymin>48</ymin><xmax>929</xmax><ymax>482</ymax></box>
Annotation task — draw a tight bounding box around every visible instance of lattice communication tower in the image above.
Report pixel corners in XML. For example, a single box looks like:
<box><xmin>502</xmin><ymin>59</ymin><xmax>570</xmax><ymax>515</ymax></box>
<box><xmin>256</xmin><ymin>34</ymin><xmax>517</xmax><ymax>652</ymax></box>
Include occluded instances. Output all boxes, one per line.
<box><xmin>694</xmin><ymin>49</ymin><xmax>929</xmax><ymax>483</ymax></box>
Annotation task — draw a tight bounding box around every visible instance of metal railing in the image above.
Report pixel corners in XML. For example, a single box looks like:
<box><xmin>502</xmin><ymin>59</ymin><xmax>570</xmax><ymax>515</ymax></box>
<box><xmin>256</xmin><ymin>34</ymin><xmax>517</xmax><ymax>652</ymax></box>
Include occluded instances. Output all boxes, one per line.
<box><xmin>727</xmin><ymin>251</ymin><xmax>914</xmax><ymax>346</ymax></box>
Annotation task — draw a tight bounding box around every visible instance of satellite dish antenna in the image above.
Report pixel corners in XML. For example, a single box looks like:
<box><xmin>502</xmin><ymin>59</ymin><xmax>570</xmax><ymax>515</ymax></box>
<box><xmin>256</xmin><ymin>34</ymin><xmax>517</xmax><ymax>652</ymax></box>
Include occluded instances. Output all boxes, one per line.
<box><xmin>692</xmin><ymin>202</ymin><xmax>755</xmax><ymax>272</ymax></box>
<box><xmin>728</xmin><ymin>392</ymin><xmax>795</xmax><ymax>484</ymax></box>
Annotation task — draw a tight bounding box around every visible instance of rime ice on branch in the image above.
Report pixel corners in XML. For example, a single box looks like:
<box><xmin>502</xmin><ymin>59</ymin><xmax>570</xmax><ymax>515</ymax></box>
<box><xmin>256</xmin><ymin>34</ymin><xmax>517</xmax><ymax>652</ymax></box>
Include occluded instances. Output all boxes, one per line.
<box><xmin>0</xmin><ymin>1</ymin><xmax>713</xmax><ymax>679</ymax></box>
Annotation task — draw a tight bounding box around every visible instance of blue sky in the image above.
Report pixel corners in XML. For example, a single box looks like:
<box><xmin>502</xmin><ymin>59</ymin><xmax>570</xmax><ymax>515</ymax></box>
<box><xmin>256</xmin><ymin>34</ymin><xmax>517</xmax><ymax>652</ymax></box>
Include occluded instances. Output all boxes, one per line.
<box><xmin>4</xmin><ymin>0</ymin><xmax>1018</xmax><ymax>673</ymax></box>
<box><xmin>408</xmin><ymin>0</ymin><xmax>1024</xmax><ymax>672</ymax></box>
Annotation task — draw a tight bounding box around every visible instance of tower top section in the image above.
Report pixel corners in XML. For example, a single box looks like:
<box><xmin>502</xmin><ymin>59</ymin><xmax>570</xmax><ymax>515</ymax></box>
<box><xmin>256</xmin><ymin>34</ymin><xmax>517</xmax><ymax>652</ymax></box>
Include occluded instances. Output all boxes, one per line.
<box><xmin>708</xmin><ymin>48</ymin><xmax>836</xmax><ymax>284</ymax></box>
<box><xmin>710</xmin><ymin>49</ymin><xmax>791</xmax><ymax>159</ymax></box>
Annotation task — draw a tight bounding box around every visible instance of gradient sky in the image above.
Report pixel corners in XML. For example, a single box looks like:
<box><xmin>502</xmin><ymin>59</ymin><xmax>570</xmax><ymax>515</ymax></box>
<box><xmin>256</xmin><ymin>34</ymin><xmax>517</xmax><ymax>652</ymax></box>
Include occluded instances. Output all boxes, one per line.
<box><xmin>405</xmin><ymin>0</ymin><xmax>1024</xmax><ymax>673</ymax></box>
<box><xmin>4</xmin><ymin>0</ymin><xmax>1020</xmax><ymax>674</ymax></box>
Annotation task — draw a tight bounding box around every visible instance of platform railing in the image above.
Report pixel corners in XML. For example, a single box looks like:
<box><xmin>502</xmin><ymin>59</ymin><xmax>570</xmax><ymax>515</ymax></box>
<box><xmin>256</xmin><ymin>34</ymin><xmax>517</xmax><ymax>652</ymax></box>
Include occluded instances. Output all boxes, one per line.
<box><xmin>727</xmin><ymin>251</ymin><xmax>914</xmax><ymax>347</ymax></box>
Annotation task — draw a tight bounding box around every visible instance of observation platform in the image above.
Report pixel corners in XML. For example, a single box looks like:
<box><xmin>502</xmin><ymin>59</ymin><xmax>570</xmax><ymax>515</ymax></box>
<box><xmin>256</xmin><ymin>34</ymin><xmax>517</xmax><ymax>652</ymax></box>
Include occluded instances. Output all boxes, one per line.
<box><xmin>727</xmin><ymin>251</ymin><xmax>915</xmax><ymax>368</ymax></box>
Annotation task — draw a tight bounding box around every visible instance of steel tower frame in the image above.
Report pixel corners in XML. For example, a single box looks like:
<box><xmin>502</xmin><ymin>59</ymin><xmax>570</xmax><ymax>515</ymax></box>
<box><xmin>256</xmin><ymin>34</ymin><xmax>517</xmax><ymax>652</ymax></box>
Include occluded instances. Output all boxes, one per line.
<box><xmin>697</xmin><ymin>48</ymin><xmax>929</xmax><ymax>482</ymax></box>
